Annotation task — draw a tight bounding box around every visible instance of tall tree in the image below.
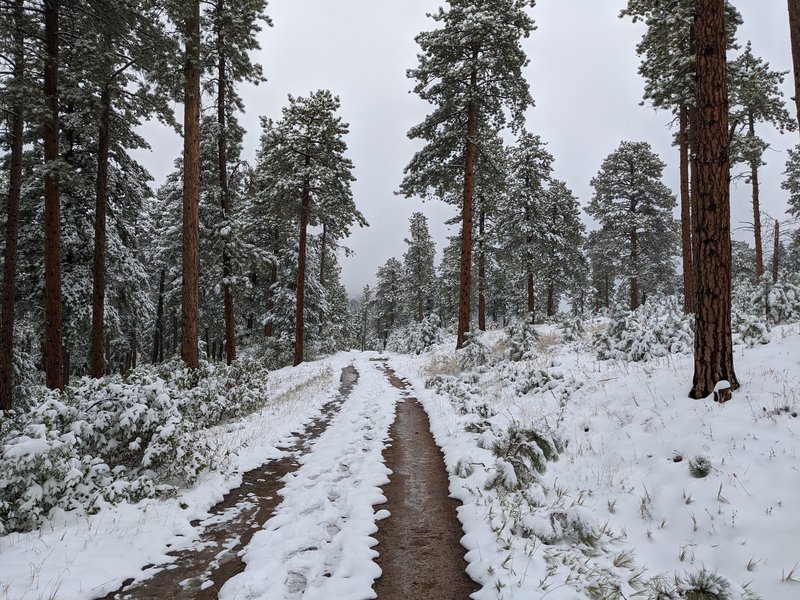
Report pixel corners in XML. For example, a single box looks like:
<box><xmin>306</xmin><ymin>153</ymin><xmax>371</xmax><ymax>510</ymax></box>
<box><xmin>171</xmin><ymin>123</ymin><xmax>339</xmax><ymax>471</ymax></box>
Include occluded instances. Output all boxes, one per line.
<box><xmin>401</xmin><ymin>0</ymin><xmax>535</xmax><ymax>349</ymax></box>
<box><xmin>402</xmin><ymin>212</ymin><xmax>436</xmax><ymax>322</ymax></box>
<box><xmin>257</xmin><ymin>91</ymin><xmax>361</xmax><ymax>365</ymax></box>
<box><xmin>43</xmin><ymin>0</ymin><xmax>64</xmax><ymax>389</ymax></box>
<box><xmin>373</xmin><ymin>258</ymin><xmax>403</xmax><ymax>348</ymax></box>
<box><xmin>587</xmin><ymin>141</ymin><xmax>677</xmax><ymax>311</ymax></box>
<box><xmin>205</xmin><ymin>0</ymin><xmax>269</xmax><ymax>365</ymax></box>
<box><xmin>788</xmin><ymin>0</ymin><xmax>800</xmax><ymax>131</ymax></box>
<box><xmin>690</xmin><ymin>0</ymin><xmax>738</xmax><ymax>399</ymax></box>
<box><xmin>0</xmin><ymin>0</ymin><xmax>27</xmax><ymax>409</ymax></box>
<box><xmin>729</xmin><ymin>42</ymin><xmax>795</xmax><ymax>282</ymax></box>
<box><xmin>181</xmin><ymin>0</ymin><xmax>201</xmax><ymax>369</ymax></box>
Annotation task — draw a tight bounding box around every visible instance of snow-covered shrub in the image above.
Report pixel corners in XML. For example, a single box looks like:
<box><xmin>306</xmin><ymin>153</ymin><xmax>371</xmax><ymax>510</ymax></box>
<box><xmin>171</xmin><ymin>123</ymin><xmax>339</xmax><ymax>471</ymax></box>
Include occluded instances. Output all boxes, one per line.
<box><xmin>732</xmin><ymin>311</ymin><xmax>770</xmax><ymax>347</ymax></box>
<box><xmin>751</xmin><ymin>275</ymin><xmax>800</xmax><ymax>325</ymax></box>
<box><xmin>561</xmin><ymin>316</ymin><xmax>585</xmax><ymax>343</ymax></box>
<box><xmin>506</xmin><ymin>314</ymin><xmax>538</xmax><ymax>361</ymax></box>
<box><xmin>485</xmin><ymin>422</ymin><xmax>562</xmax><ymax>492</ymax></box>
<box><xmin>518</xmin><ymin>507</ymin><xmax>600</xmax><ymax>547</ymax></box>
<box><xmin>643</xmin><ymin>569</ymin><xmax>761</xmax><ymax>600</ymax></box>
<box><xmin>386</xmin><ymin>314</ymin><xmax>443</xmax><ymax>355</ymax></box>
<box><xmin>594</xmin><ymin>296</ymin><xmax>693</xmax><ymax>362</ymax></box>
<box><xmin>458</xmin><ymin>330</ymin><xmax>489</xmax><ymax>370</ymax></box>
<box><xmin>0</xmin><ymin>355</ymin><xmax>274</xmax><ymax>534</ymax></box>
<box><xmin>688</xmin><ymin>455</ymin><xmax>712</xmax><ymax>478</ymax></box>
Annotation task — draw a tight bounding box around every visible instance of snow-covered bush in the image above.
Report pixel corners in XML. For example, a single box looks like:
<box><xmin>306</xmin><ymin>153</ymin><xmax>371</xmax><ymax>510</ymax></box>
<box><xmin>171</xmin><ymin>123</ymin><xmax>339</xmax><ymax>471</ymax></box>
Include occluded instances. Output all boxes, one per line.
<box><xmin>561</xmin><ymin>316</ymin><xmax>585</xmax><ymax>343</ymax></box>
<box><xmin>732</xmin><ymin>311</ymin><xmax>770</xmax><ymax>347</ymax></box>
<box><xmin>485</xmin><ymin>422</ymin><xmax>562</xmax><ymax>492</ymax></box>
<box><xmin>518</xmin><ymin>507</ymin><xmax>600</xmax><ymax>547</ymax></box>
<box><xmin>386</xmin><ymin>314</ymin><xmax>443</xmax><ymax>355</ymax></box>
<box><xmin>594</xmin><ymin>296</ymin><xmax>693</xmax><ymax>362</ymax></box>
<box><xmin>688</xmin><ymin>455</ymin><xmax>712</xmax><ymax>478</ymax></box>
<box><xmin>457</xmin><ymin>330</ymin><xmax>489</xmax><ymax>370</ymax></box>
<box><xmin>751</xmin><ymin>275</ymin><xmax>800</xmax><ymax>325</ymax></box>
<box><xmin>506</xmin><ymin>314</ymin><xmax>539</xmax><ymax>361</ymax></box>
<box><xmin>0</xmin><ymin>355</ymin><xmax>273</xmax><ymax>534</ymax></box>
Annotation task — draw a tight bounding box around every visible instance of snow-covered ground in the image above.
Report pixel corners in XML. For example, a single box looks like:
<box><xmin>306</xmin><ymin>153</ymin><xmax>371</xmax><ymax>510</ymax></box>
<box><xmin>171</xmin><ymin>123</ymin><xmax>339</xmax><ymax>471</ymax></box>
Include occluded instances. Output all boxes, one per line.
<box><xmin>391</xmin><ymin>324</ymin><xmax>800</xmax><ymax>599</ymax></box>
<box><xmin>1</xmin><ymin>327</ymin><xmax>798</xmax><ymax>600</ymax></box>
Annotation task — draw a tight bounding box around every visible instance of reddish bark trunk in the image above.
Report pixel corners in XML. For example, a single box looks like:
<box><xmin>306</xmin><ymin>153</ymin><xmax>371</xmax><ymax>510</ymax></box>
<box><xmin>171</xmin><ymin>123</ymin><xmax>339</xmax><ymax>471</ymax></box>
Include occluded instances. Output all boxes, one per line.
<box><xmin>43</xmin><ymin>0</ymin><xmax>64</xmax><ymax>390</ymax></box>
<box><xmin>181</xmin><ymin>0</ymin><xmax>201</xmax><ymax>369</ymax></box>
<box><xmin>89</xmin><ymin>86</ymin><xmax>111</xmax><ymax>378</ymax></box>
<box><xmin>265</xmin><ymin>262</ymin><xmax>276</xmax><ymax>337</ymax></box>
<box><xmin>630</xmin><ymin>223</ymin><xmax>639</xmax><ymax>311</ymax></box>
<box><xmin>319</xmin><ymin>223</ymin><xmax>326</xmax><ymax>335</ymax></box>
<box><xmin>0</xmin><ymin>0</ymin><xmax>25</xmax><ymax>410</ymax></box>
<box><xmin>217</xmin><ymin>18</ymin><xmax>236</xmax><ymax>366</ymax></box>
<box><xmin>679</xmin><ymin>104</ymin><xmax>695</xmax><ymax>313</ymax></box>
<box><xmin>478</xmin><ymin>208</ymin><xmax>486</xmax><ymax>331</ymax></box>
<box><xmin>690</xmin><ymin>0</ymin><xmax>738</xmax><ymax>399</ymax></box>
<box><xmin>772</xmin><ymin>219</ymin><xmax>780</xmax><ymax>283</ymax></box>
<box><xmin>294</xmin><ymin>161</ymin><xmax>311</xmax><ymax>366</ymax></box>
<box><xmin>547</xmin><ymin>285</ymin><xmax>555</xmax><ymax>318</ymax></box>
<box><xmin>789</xmin><ymin>0</ymin><xmax>800</xmax><ymax>131</ymax></box>
<box><xmin>152</xmin><ymin>268</ymin><xmax>165</xmax><ymax>364</ymax></box>
<box><xmin>456</xmin><ymin>54</ymin><xmax>478</xmax><ymax>350</ymax></box>
<box><xmin>748</xmin><ymin>115</ymin><xmax>764</xmax><ymax>283</ymax></box>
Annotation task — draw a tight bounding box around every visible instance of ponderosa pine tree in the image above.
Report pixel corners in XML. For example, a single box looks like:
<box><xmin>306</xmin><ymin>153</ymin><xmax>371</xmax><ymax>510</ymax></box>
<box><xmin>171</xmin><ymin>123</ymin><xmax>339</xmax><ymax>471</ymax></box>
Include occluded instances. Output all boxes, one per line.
<box><xmin>789</xmin><ymin>0</ymin><xmax>800</xmax><ymax>131</ymax></box>
<box><xmin>501</xmin><ymin>132</ymin><xmax>555</xmax><ymax>318</ymax></box>
<box><xmin>729</xmin><ymin>42</ymin><xmax>795</xmax><ymax>283</ymax></box>
<box><xmin>373</xmin><ymin>257</ymin><xmax>403</xmax><ymax>348</ymax></box>
<box><xmin>588</xmin><ymin>141</ymin><xmax>677</xmax><ymax>311</ymax></box>
<box><xmin>783</xmin><ymin>145</ymin><xmax>800</xmax><ymax>218</ymax></box>
<box><xmin>691</xmin><ymin>0</ymin><xmax>738</xmax><ymax>399</ymax></box>
<box><xmin>256</xmin><ymin>91</ymin><xmax>361</xmax><ymax>365</ymax></box>
<box><xmin>0</xmin><ymin>0</ymin><xmax>28</xmax><ymax>409</ymax></box>
<box><xmin>401</xmin><ymin>0</ymin><xmax>535</xmax><ymax>349</ymax></box>
<box><xmin>402</xmin><ymin>212</ymin><xmax>436</xmax><ymax>322</ymax></box>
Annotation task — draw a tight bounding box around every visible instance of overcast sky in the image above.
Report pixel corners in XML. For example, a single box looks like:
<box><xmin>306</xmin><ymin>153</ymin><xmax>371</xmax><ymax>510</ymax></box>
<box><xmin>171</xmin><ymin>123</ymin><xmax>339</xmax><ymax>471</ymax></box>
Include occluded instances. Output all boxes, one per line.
<box><xmin>133</xmin><ymin>0</ymin><xmax>797</xmax><ymax>297</ymax></box>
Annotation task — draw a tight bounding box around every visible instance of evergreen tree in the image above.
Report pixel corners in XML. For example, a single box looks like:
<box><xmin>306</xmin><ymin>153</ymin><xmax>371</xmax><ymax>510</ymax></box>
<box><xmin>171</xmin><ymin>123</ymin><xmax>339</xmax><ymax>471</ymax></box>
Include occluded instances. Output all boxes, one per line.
<box><xmin>782</xmin><ymin>144</ymin><xmax>800</xmax><ymax>219</ymax></box>
<box><xmin>373</xmin><ymin>257</ymin><xmax>403</xmax><ymax>348</ymax></box>
<box><xmin>256</xmin><ymin>91</ymin><xmax>362</xmax><ymax>365</ymax></box>
<box><xmin>402</xmin><ymin>212</ymin><xmax>436</xmax><ymax>322</ymax></box>
<box><xmin>691</xmin><ymin>0</ymin><xmax>738</xmax><ymax>399</ymax></box>
<box><xmin>789</xmin><ymin>0</ymin><xmax>800</xmax><ymax>131</ymax></box>
<box><xmin>401</xmin><ymin>0</ymin><xmax>535</xmax><ymax>349</ymax></box>
<box><xmin>729</xmin><ymin>42</ymin><xmax>795</xmax><ymax>282</ymax></box>
<box><xmin>588</xmin><ymin>141</ymin><xmax>678</xmax><ymax>311</ymax></box>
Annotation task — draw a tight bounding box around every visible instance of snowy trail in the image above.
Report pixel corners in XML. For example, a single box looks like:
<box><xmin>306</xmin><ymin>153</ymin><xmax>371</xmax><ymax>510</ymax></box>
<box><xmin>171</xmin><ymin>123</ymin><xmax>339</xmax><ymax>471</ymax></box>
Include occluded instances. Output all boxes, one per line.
<box><xmin>218</xmin><ymin>355</ymin><xmax>400</xmax><ymax>600</ymax></box>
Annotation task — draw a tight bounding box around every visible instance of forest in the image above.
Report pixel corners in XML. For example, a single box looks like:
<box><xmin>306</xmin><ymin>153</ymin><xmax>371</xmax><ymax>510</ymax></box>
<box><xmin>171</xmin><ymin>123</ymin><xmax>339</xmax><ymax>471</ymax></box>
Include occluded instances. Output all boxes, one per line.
<box><xmin>1</xmin><ymin>1</ymin><xmax>799</xmax><ymax>599</ymax></box>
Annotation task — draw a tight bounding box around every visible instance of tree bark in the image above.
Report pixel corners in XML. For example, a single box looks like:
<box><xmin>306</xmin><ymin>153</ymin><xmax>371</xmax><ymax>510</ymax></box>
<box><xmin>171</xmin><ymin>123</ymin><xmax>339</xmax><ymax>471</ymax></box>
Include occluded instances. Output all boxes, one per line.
<box><xmin>789</xmin><ymin>0</ymin><xmax>800</xmax><ymax>131</ymax></box>
<box><xmin>43</xmin><ymin>0</ymin><xmax>64</xmax><ymax>390</ymax></box>
<box><xmin>748</xmin><ymin>114</ymin><xmax>764</xmax><ymax>283</ymax></box>
<box><xmin>89</xmin><ymin>86</ymin><xmax>111</xmax><ymax>378</ymax></box>
<box><xmin>152</xmin><ymin>268</ymin><xmax>165</xmax><ymax>363</ymax></box>
<box><xmin>630</xmin><ymin>223</ymin><xmax>639</xmax><ymax>311</ymax></box>
<box><xmin>216</xmin><ymin>17</ymin><xmax>236</xmax><ymax>366</ymax></box>
<box><xmin>0</xmin><ymin>0</ymin><xmax>26</xmax><ymax>410</ymax></box>
<box><xmin>690</xmin><ymin>0</ymin><xmax>738</xmax><ymax>399</ymax></box>
<box><xmin>319</xmin><ymin>223</ymin><xmax>326</xmax><ymax>335</ymax></box>
<box><xmin>478</xmin><ymin>207</ymin><xmax>486</xmax><ymax>331</ymax></box>
<box><xmin>679</xmin><ymin>104</ymin><xmax>695</xmax><ymax>313</ymax></box>
<box><xmin>457</xmin><ymin>53</ymin><xmax>478</xmax><ymax>350</ymax></box>
<box><xmin>181</xmin><ymin>0</ymin><xmax>201</xmax><ymax>369</ymax></box>
<box><xmin>265</xmin><ymin>261</ymin><xmax>276</xmax><ymax>337</ymax></box>
<box><xmin>772</xmin><ymin>219</ymin><xmax>780</xmax><ymax>283</ymax></box>
<box><xmin>546</xmin><ymin>284</ymin><xmax>555</xmax><ymax>317</ymax></box>
<box><xmin>294</xmin><ymin>161</ymin><xmax>310</xmax><ymax>366</ymax></box>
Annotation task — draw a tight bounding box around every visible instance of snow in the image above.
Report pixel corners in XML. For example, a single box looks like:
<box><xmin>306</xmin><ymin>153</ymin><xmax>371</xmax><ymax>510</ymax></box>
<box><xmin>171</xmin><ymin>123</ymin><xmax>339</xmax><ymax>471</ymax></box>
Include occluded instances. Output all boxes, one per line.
<box><xmin>1</xmin><ymin>326</ymin><xmax>799</xmax><ymax>599</ymax></box>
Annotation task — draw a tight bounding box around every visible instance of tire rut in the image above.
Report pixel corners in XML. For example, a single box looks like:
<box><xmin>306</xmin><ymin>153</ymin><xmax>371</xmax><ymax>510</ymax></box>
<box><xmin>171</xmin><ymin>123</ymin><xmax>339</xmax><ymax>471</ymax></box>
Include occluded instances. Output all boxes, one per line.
<box><xmin>100</xmin><ymin>365</ymin><xmax>358</xmax><ymax>600</ymax></box>
<box><xmin>371</xmin><ymin>360</ymin><xmax>478</xmax><ymax>600</ymax></box>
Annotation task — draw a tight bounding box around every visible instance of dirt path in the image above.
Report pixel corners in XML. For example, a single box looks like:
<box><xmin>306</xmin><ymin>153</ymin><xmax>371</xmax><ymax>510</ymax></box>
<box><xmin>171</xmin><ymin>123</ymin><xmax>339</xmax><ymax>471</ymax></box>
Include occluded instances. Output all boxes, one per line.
<box><xmin>101</xmin><ymin>366</ymin><xmax>358</xmax><ymax>600</ymax></box>
<box><xmin>372</xmin><ymin>362</ymin><xmax>478</xmax><ymax>599</ymax></box>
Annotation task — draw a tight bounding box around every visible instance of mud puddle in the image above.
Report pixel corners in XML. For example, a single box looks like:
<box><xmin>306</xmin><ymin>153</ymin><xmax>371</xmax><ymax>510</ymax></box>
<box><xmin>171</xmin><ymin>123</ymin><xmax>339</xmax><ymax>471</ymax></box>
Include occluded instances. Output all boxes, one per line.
<box><xmin>100</xmin><ymin>365</ymin><xmax>358</xmax><ymax>600</ymax></box>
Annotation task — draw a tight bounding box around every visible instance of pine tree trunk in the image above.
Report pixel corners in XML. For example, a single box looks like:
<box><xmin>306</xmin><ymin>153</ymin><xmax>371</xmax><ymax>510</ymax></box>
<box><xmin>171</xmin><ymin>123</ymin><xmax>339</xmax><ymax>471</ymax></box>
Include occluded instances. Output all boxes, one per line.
<box><xmin>152</xmin><ymin>268</ymin><xmax>165</xmax><ymax>363</ymax></box>
<box><xmin>789</xmin><ymin>0</ymin><xmax>800</xmax><ymax>131</ymax></box>
<box><xmin>604</xmin><ymin>275</ymin><xmax>609</xmax><ymax>308</ymax></box>
<box><xmin>172</xmin><ymin>312</ymin><xmax>178</xmax><ymax>356</ymax></box>
<box><xmin>457</xmin><ymin>74</ymin><xmax>477</xmax><ymax>350</ymax></box>
<box><xmin>478</xmin><ymin>207</ymin><xmax>486</xmax><ymax>331</ymax></box>
<box><xmin>265</xmin><ymin>262</ymin><xmax>276</xmax><ymax>337</ymax></box>
<box><xmin>181</xmin><ymin>0</ymin><xmax>201</xmax><ymax>369</ymax></box>
<box><xmin>361</xmin><ymin>306</ymin><xmax>367</xmax><ymax>351</ymax></box>
<box><xmin>319</xmin><ymin>223</ymin><xmax>326</xmax><ymax>335</ymax></box>
<box><xmin>547</xmin><ymin>284</ymin><xmax>555</xmax><ymax>317</ymax></box>
<box><xmin>748</xmin><ymin>114</ymin><xmax>764</xmax><ymax>283</ymax></box>
<box><xmin>772</xmin><ymin>219</ymin><xmax>780</xmax><ymax>283</ymax></box>
<box><xmin>0</xmin><ymin>0</ymin><xmax>25</xmax><ymax>411</ymax></box>
<box><xmin>89</xmin><ymin>86</ymin><xmax>111</xmax><ymax>378</ymax></box>
<box><xmin>217</xmin><ymin>24</ymin><xmax>236</xmax><ymax>366</ymax></box>
<box><xmin>294</xmin><ymin>164</ymin><xmax>310</xmax><ymax>366</ymax></box>
<box><xmin>43</xmin><ymin>0</ymin><xmax>64</xmax><ymax>390</ymax></box>
<box><xmin>630</xmin><ymin>223</ymin><xmax>639</xmax><ymax>311</ymax></box>
<box><xmin>690</xmin><ymin>0</ymin><xmax>738</xmax><ymax>399</ymax></box>
<box><xmin>679</xmin><ymin>104</ymin><xmax>695</xmax><ymax>313</ymax></box>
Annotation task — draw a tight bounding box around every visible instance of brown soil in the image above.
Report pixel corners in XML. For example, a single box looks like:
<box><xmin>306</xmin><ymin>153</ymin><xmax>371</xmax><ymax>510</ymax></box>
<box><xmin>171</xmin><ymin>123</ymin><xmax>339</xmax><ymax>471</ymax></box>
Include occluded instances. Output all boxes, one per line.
<box><xmin>372</xmin><ymin>363</ymin><xmax>478</xmax><ymax>599</ymax></box>
<box><xmin>100</xmin><ymin>365</ymin><xmax>358</xmax><ymax>600</ymax></box>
